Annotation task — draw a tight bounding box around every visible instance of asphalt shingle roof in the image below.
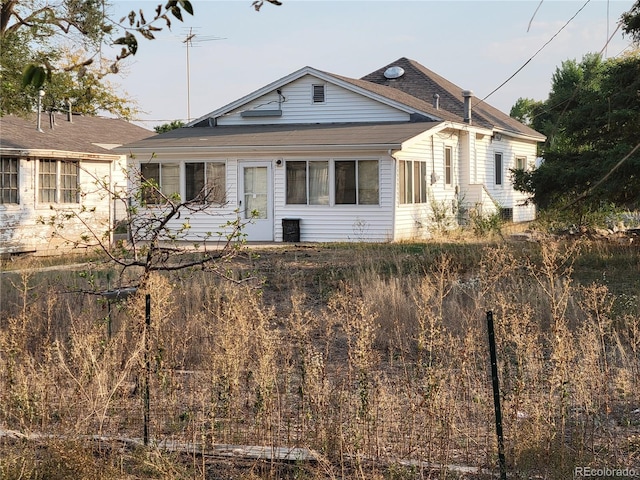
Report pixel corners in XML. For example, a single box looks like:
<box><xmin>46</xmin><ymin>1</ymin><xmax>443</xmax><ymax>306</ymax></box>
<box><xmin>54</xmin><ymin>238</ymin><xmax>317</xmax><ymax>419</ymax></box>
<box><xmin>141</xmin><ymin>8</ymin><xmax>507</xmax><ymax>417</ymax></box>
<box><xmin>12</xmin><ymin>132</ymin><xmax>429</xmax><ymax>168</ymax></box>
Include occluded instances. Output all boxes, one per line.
<box><xmin>119</xmin><ymin>57</ymin><xmax>544</xmax><ymax>151</ymax></box>
<box><xmin>360</xmin><ymin>57</ymin><xmax>544</xmax><ymax>139</ymax></box>
<box><xmin>118</xmin><ymin>122</ymin><xmax>443</xmax><ymax>151</ymax></box>
<box><xmin>0</xmin><ymin>113</ymin><xmax>153</xmax><ymax>155</ymax></box>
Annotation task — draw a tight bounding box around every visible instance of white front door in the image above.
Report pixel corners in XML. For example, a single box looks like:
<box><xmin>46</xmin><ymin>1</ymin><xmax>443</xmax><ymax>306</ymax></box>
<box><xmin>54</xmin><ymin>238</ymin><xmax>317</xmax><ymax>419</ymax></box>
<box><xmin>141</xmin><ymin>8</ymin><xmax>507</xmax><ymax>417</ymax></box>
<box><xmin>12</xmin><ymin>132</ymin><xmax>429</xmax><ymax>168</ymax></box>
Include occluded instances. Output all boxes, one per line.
<box><xmin>238</xmin><ymin>161</ymin><xmax>273</xmax><ymax>241</ymax></box>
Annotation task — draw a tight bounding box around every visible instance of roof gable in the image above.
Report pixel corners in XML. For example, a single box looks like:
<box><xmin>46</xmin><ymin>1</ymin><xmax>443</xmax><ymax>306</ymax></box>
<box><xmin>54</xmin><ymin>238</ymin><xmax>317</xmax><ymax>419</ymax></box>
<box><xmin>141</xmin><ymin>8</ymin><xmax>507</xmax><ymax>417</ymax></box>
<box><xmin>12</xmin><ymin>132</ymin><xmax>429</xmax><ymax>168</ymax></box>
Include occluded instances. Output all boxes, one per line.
<box><xmin>186</xmin><ymin>57</ymin><xmax>543</xmax><ymax>141</ymax></box>
<box><xmin>189</xmin><ymin>66</ymin><xmax>449</xmax><ymax>127</ymax></box>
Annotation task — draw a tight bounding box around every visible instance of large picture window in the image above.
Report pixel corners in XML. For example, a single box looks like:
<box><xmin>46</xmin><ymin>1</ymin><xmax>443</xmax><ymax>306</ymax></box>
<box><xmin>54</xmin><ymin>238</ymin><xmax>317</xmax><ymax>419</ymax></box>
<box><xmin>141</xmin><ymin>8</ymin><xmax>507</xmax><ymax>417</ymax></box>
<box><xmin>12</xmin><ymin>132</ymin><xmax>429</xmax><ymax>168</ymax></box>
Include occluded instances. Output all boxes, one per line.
<box><xmin>39</xmin><ymin>159</ymin><xmax>78</xmax><ymax>203</ymax></box>
<box><xmin>335</xmin><ymin>160</ymin><xmax>378</xmax><ymax>205</ymax></box>
<box><xmin>141</xmin><ymin>161</ymin><xmax>226</xmax><ymax>205</ymax></box>
<box><xmin>286</xmin><ymin>161</ymin><xmax>329</xmax><ymax>205</ymax></box>
<box><xmin>0</xmin><ymin>157</ymin><xmax>19</xmax><ymax>204</ymax></box>
<box><xmin>399</xmin><ymin>160</ymin><xmax>428</xmax><ymax>204</ymax></box>
<box><xmin>286</xmin><ymin>159</ymin><xmax>378</xmax><ymax>206</ymax></box>
<box><xmin>140</xmin><ymin>162</ymin><xmax>179</xmax><ymax>204</ymax></box>
<box><xmin>185</xmin><ymin>161</ymin><xmax>226</xmax><ymax>203</ymax></box>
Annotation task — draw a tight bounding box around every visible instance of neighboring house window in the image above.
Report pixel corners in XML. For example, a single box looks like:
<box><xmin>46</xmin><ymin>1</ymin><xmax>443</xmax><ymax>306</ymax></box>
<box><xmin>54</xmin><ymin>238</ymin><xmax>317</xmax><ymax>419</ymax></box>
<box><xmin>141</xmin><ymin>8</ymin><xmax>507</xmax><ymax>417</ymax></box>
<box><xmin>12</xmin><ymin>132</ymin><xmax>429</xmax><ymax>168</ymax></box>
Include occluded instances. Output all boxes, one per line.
<box><xmin>286</xmin><ymin>160</ymin><xmax>329</xmax><ymax>205</ymax></box>
<box><xmin>515</xmin><ymin>156</ymin><xmax>527</xmax><ymax>170</ymax></box>
<box><xmin>312</xmin><ymin>84</ymin><xmax>325</xmax><ymax>103</ymax></box>
<box><xmin>399</xmin><ymin>160</ymin><xmax>427</xmax><ymax>204</ymax></box>
<box><xmin>38</xmin><ymin>159</ymin><xmax>79</xmax><ymax>203</ymax></box>
<box><xmin>335</xmin><ymin>160</ymin><xmax>379</xmax><ymax>205</ymax></box>
<box><xmin>140</xmin><ymin>162</ymin><xmax>179</xmax><ymax>204</ymax></box>
<box><xmin>60</xmin><ymin>160</ymin><xmax>79</xmax><ymax>203</ymax></box>
<box><xmin>0</xmin><ymin>157</ymin><xmax>19</xmax><ymax>204</ymax></box>
<box><xmin>286</xmin><ymin>159</ymin><xmax>378</xmax><ymax>205</ymax></box>
<box><xmin>444</xmin><ymin>146</ymin><xmax>453</xmax><ymax>185</ymax></box>
<box><xmin>185</xmin><ymin>161</ymin><xmax>226</xmax><ymax>204</ymax></box>
<box><xmin>494</xmin><ymin>152</ymin><xmax>503</xmax><ymax>186</ymax></box>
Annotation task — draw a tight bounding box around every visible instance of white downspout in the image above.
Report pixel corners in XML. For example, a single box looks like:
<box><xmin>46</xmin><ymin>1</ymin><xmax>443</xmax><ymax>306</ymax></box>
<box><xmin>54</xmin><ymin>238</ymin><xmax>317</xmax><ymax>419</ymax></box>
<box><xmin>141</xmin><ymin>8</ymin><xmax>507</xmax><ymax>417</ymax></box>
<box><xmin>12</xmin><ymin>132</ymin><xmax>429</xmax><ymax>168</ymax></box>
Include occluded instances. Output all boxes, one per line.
<box><xmin>388</xmin><ymin>149</ymin><xmax>398</xmax><ymax>242</ymax></box>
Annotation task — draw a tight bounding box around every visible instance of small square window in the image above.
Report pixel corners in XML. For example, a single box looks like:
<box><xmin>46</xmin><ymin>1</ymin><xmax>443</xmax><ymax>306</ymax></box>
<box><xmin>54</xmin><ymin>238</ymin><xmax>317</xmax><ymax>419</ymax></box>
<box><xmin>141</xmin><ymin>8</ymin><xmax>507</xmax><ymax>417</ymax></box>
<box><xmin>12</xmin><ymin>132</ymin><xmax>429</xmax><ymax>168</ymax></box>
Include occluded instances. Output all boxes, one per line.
<box><xmin>515</xmin><ymin>156</ymin><xmax>527</xmax><ymax>170</ymax></box>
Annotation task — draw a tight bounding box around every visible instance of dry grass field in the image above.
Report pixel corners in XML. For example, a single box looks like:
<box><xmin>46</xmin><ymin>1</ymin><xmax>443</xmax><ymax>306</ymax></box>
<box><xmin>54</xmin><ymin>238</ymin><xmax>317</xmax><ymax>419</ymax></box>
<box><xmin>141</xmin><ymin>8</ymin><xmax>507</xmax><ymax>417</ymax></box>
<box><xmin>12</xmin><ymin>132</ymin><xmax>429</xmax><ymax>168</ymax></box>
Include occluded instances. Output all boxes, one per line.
<box><xmin>1</xmin><ymin>236</ymin><xmax>640</xmax><ymax>479</ymax></box>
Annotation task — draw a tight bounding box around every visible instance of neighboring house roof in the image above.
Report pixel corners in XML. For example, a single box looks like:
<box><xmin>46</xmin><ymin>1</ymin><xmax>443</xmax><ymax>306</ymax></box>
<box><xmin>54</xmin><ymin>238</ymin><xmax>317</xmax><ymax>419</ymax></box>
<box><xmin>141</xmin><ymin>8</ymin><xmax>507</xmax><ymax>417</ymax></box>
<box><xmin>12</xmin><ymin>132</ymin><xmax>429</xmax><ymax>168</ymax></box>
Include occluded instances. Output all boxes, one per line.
<box><xmin>0</xmin><ymin>113</ymin><xmax>153</xmax><ymax>155</ymax></box>
<box><xmin>361</xmin><ymin>57</ymin><xmax>544</xmax><ymax>140</ymax></box>
<box><xmin>119</xmin><ymin>122</ymin><xmax>444</xmax><ymax>152</ymax></box>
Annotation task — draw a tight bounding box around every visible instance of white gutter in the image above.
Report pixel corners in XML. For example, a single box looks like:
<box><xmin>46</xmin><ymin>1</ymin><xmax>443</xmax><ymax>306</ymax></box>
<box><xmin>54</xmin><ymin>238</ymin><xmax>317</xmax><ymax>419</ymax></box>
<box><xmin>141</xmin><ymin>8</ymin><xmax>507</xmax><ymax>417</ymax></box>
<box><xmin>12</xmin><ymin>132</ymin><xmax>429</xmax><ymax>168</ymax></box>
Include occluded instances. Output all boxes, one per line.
<box><xmin>388</xmin><ymin>149</ymin><xmax>399</xmax><ymax>242</ymax></box>
<box><xmin>492</xmin><ymin>128</ymin><xmax>546</xmax><ymax>142</ymax></box>
<box><xmin>119</xmin><ymin>143</ymin><xmax>404</xmax><ymax>156</ymax></box>
<box><xmin>1</xmin><ymin>148</ymin><xmax>121</xmax><ymax>162</ymax></box>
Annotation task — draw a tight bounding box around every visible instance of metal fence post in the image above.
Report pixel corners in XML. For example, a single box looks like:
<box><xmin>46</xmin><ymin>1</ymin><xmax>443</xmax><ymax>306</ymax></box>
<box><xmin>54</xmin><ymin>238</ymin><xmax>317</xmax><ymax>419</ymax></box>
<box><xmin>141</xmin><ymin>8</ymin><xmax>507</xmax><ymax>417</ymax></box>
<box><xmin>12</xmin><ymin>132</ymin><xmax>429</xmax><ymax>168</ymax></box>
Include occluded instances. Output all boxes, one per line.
<box><xmin>144</xmin><ymin>293</ymin><xmax>151</xmax><ymax>446</ymax></box>
<box><xmin>487</xmin><ymin>310</ymin><xmax>507</xmax><ymax>480</ymax></box>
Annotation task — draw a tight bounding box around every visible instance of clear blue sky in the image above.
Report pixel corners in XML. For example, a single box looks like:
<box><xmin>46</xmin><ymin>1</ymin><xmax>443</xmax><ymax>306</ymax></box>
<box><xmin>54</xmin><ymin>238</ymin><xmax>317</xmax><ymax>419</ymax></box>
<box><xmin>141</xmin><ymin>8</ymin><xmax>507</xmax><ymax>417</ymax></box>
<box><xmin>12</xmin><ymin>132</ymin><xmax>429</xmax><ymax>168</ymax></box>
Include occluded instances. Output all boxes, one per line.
<box><xmin>111</xmin><ymin>1</ymin><xmax>636</xmax><ymax>129</ymax></box>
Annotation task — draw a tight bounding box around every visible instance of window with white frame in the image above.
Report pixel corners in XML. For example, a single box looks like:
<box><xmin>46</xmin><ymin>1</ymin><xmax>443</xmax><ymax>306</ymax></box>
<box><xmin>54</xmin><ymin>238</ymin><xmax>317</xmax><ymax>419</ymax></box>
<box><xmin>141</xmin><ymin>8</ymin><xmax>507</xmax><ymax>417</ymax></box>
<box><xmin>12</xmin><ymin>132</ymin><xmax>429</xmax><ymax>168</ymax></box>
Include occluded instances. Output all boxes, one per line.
<box><xmin>38</xmin><ymin>159</ymin><xmax>79</xmax><ymax>203</ymax></box>
<box><xmin>140</xmin><ymin>162</ymin><xmax>179</xmax><ymax>204</ymax></box>
<box><xmin>335</xmin><ymin>160</ymin><xmax>379</xmax><ymax>205</ymax></box>
<box><xmin>399</xmin><ymin>160</ymin><xmax>428</xmax><ymax>204</ymax></box>
<box><xmin>0</xmin><ymin>157</ymin><xmax>19</xmax><ymax>204</ymax></box>
<box><xmin>285</xmin><ymin>159</ymin><xmax>378</xmax><ymax>206</ymax></box>
<box><xmin>185</xmin><ymin>161</ymin><xmax>226</xmax><ymax>203</ymax></box>
<box><xmin>286</xmin><ymin>160</ymin><xmax>329</xmax><ymax>205</ymax></box>
<box><xmin>515</xmin><ymin>156</ymin><xmax>527</xmax><ymax>171</ymax></box>
<box><xmin>494</xmin><ymin>152</ymin><xmax>503</xmax><ymax>186</ymax></box>
<box><xmin>140</xmin><ymin>161</ymin><xmax>226</xmax><ymax>205</ymax></box>
<box><xmin>444</xmin><ymin>146</ymin><xmax>453</xmax><ymax>185</ymax></box>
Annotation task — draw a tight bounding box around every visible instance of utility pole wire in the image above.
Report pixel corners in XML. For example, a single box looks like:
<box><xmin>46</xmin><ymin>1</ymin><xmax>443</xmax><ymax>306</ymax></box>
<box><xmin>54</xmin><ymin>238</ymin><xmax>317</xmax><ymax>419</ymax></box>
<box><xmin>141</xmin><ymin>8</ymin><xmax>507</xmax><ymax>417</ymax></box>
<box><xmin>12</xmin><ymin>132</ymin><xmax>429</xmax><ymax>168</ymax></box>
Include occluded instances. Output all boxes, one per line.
<box><xmin>527</xmin><ymin>0</ymin><xmax>545</xmax><ymax>32</ymax></box>
<box><xmin>474</xmin><ymin>0</ymin><xmax>591</xmax><ymax>108</ymax></box>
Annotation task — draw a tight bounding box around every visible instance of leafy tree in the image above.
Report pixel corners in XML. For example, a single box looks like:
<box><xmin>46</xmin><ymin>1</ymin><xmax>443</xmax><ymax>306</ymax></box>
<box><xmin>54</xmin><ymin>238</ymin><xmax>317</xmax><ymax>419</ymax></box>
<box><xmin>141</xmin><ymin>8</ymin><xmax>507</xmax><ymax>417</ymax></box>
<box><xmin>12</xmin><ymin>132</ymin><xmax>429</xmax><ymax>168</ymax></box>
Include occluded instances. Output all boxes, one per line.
<box><xmin>154</xmin><ymin>120</ymin><xmax>185</xmax><ymax>133</ymax></box>
<box><xmin>1</xmin><ymin>0</ymin><xmax>281</xmax><ymax>116</ymax></box>
<box><xmin>622</xmin><ymin>0</ymin><xmax>640</xmax><ymax>43</ymax></box>
<box><xmin>511</xmin><ymin>52</ymin><xmax>640</xmax><ymax>212</ymax></box>
<box><xmin>1</xmin><ymin>0</ymin><xmax>196</xmax><ymax>88</ymax></box>
<box><xmin>1</xmin><ymin>41</ymin><xmax>138</xmax><ymax>118</ymax></box>
<box><xmin>509</xmin><ymin>97</ymin><xmax>544</xmax><ymax>127</ymax></box>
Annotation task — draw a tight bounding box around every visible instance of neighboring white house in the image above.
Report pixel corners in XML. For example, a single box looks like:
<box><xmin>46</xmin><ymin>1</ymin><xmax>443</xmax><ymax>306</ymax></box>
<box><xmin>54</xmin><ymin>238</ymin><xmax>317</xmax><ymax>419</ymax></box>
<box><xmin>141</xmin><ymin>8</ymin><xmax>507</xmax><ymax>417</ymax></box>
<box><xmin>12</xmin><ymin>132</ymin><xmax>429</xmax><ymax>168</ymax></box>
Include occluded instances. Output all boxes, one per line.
<box><xmin>118</xmin><ymin>57</ymin><xmax>545</xmax><ymax>243</ymax></box>
<box><xmin>0</xmin><ymin>112</ymin><xmax>152</xmax><ymax>255</ymax></box>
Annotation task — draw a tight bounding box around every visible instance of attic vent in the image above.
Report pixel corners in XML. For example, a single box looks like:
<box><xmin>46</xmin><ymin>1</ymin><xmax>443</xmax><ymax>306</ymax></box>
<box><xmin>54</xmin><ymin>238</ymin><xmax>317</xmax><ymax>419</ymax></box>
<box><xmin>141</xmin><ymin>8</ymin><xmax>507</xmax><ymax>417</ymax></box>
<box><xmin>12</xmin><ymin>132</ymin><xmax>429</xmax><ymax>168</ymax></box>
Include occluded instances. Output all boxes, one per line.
<box><xmin>312</xmin><ymin>84</ymin><xmax>325</xmax><ymax>103</ymax></box>
<box><xmin>383</xmin><ymin>66</ymin><xmax>405</xmax><ymax>79</ymax></box>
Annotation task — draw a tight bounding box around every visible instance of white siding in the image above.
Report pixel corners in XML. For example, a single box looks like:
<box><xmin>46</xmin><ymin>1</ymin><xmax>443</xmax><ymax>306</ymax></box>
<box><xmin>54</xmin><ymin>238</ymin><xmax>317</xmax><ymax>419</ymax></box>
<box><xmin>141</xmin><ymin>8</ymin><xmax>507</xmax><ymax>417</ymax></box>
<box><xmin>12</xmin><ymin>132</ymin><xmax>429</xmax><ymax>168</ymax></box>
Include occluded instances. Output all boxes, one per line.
<box><xmin>0</xmin><ymin>157</ymin><xmax>118</xmax><ymax>254</ymax></box>
<box><xmin>392</xmin><ymin>130</ymin><xmax>461</xmax><ymax>240</ymax></box>
<box><xmin>218</xmin><ymin>75</ymin><xmax>410</xmax><ymax>125</ymax></box>
<box><xmin>481</xmin><ymin>135</ymin><xmax>537</xmax><ymax>222</ymax></box>
<box><xmin>132</xmin><ymin>154</ymin><xmax>241</xmax><ymax>244</ymax></box>
<box><xmin>136</xmin><ymin>151</ymin><xmax>396</xmax><ymax>243</ymax></box>
<box><xmin>273</xmin><ymin>153</ymin><xmax>395</xmax><ymax>242</ymax></box>
<box><xmin>127</xmin><ymin>132</ymin><xmax>540</xmax><ymax>244</ymax></box>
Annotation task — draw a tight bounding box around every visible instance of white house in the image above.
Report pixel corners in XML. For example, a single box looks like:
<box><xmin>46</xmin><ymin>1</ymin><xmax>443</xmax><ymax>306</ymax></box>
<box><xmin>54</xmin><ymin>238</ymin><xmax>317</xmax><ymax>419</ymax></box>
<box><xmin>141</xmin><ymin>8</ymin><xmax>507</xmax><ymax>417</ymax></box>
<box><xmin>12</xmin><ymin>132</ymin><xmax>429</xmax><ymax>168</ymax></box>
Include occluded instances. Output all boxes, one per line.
<box><xmin>0</xmin><ymin>112</ymin><xmax>152</xmax><ymax>255</ymax></box>
<box><xmin>119</xmin><ymin>57</ymin><xmax>545</xmax><ymax>243</ymax></box>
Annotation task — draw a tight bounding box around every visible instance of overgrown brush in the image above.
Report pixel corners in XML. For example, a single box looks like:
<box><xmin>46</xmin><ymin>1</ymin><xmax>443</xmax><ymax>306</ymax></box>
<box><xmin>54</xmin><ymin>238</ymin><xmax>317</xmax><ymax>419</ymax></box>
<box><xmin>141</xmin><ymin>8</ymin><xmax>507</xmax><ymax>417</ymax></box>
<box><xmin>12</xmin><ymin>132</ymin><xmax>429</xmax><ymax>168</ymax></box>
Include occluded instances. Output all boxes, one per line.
<box><xmin>1</xmin><ymin>240</ymin><xmax>639</xmax><ymax>479</ymax></box>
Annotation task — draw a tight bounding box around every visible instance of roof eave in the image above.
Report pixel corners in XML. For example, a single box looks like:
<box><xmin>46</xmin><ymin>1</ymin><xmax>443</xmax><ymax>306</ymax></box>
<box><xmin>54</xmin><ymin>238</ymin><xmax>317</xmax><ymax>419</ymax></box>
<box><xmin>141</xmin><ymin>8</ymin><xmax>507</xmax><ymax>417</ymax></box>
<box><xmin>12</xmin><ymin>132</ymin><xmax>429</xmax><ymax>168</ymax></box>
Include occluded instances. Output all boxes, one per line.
<box><xmin>0</xmin><ymin>147</ymin><xmax>122</xmax><ymax>162</ymax></box>
<box><xmin>122</xmin><ymin>143</ymin><xmax>403</xmax><ymax>155</ymax></box>
<box><xmin>493</xmin><ymin>128</ymin><xmax>546</xmax><ymax>142</ymax></box>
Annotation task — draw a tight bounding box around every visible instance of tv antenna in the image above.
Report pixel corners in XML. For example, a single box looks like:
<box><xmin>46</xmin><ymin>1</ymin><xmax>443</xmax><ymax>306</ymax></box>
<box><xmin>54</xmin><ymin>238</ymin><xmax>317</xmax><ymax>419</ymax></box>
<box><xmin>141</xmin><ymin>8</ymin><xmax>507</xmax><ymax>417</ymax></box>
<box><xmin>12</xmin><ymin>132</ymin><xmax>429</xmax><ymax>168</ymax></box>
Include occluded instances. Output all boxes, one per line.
<box><xmin>182</xmin><ymin>27</ymin><xmax>225</xmax><ymax>122</ymax></box>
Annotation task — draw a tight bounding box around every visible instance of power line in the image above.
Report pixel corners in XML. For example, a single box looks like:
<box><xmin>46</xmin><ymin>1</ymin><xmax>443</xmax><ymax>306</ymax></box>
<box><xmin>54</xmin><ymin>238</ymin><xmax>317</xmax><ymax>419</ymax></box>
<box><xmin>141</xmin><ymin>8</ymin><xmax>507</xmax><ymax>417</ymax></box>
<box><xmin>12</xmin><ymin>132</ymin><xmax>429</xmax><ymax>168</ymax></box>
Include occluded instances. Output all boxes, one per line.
<box><xmin>475</xmin><ymin>0</ymin><xmax>592</xmax><ymax>107</ymax></box>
